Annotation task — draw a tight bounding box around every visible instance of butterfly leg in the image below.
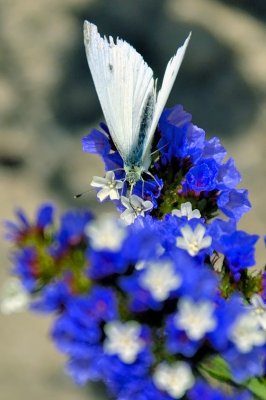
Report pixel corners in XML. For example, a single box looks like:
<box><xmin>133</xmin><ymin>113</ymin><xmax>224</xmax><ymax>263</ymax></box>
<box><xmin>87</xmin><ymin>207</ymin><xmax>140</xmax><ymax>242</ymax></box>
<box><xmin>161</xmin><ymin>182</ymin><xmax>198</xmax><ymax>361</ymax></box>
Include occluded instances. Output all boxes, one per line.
<box><xmin>145</xmin><ymin>171</ymin><xmax>162</xmax><ymax>190</ymax></box>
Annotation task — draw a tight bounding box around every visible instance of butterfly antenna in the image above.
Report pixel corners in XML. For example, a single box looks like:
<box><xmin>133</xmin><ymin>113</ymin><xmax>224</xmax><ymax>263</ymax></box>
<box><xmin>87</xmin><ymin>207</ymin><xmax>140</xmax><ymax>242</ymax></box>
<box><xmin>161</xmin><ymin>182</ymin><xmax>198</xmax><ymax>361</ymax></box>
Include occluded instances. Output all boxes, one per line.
<box><xmin>74</xmin><ymin>189</ymin><xmax>92</xmax><ymax>199</ymax></box>
<box><xmin>150</xmin><ymin>143</ymin><xmax>168</xmax><ymax>157</ymax></box>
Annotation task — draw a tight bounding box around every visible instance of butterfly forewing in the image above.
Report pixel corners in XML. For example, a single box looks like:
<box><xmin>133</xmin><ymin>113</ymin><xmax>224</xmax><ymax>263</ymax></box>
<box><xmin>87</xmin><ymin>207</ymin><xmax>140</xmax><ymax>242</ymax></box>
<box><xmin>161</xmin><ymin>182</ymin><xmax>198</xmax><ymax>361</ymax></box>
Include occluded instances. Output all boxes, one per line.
<box><xmin>141</xmin><ymin>33</ymin><xmax>191</xmax><ymax>167</ymax></box>
<box><xmin>84</xmin><ymin>22</ymin><xmax>155</xmax><ymax>164</ymax></box>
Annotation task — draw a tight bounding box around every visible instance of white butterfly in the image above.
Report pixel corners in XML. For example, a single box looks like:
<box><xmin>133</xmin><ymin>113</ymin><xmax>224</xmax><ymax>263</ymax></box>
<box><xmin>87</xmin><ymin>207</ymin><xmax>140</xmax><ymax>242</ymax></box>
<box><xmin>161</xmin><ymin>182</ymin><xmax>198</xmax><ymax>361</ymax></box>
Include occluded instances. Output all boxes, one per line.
<box><xmin>84</xmin><ymin>21</ymin><xmax>191</xmax><ymax>191</ymax></box>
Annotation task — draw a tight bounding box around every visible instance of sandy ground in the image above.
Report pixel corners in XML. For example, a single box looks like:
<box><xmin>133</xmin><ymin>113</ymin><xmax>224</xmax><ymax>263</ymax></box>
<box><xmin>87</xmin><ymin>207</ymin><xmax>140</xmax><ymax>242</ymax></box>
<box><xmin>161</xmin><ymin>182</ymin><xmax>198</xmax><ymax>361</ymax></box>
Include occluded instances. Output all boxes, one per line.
<box><xmin>0</xmin><ymin>0</ymin><xmax>265</xmax><ymax>398</ymax></box>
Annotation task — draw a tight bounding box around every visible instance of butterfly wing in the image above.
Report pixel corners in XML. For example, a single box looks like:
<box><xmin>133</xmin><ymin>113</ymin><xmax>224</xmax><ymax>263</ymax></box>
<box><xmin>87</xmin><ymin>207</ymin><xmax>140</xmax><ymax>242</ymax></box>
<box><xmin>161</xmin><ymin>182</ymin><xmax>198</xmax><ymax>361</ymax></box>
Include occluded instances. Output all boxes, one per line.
<box><xmin>84</xmin><ymin>21</ymin><xmax>155</xmax><ymax>164</ymax></box>
<box><xmin>141</xmin><ymin>33</ymin><xmax>191</xmax><ymax>169</ymax></box>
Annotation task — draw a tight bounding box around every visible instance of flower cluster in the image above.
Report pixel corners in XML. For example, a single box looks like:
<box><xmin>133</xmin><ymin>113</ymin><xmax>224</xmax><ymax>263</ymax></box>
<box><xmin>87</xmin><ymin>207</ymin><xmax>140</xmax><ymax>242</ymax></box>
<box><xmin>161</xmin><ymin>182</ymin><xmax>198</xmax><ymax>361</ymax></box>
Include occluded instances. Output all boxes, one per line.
<box><xmin>83</xmin><ymin>105</ymin><xmax>250</xmax><ymax>223</ymax></box>
<box><xmin>3</xmin><ymin>200</ymin><xmax>266</xmax><ymax>399</ymax></box>
<box><xmin>2</xmin><ymin>104</ymin><xmax>266</xmax><ymax>399</ymax></box>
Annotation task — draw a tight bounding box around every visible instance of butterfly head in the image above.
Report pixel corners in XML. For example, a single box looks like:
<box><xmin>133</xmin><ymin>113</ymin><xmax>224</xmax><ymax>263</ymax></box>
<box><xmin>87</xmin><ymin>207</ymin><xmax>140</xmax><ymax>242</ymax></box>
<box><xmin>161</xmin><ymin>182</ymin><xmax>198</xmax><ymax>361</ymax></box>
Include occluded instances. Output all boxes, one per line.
<box><xmin>124</xmin><ymin>165</ymin><xmax>144</xmax><ymax>187</ymax></box>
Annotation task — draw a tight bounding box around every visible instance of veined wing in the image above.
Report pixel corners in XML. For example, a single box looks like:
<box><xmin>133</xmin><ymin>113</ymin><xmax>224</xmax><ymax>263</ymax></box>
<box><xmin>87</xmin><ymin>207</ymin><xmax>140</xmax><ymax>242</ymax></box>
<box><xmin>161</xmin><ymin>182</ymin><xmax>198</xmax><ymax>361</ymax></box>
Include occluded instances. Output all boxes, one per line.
<box><xmin>141</xmin><ymin>32</ymin><xmax>191</xmax><ymax>167</ymax></box>
<box><xmin>84</xmin><ymin>21</ymin><xmax>155</xmax><ymax>163</ymax></box>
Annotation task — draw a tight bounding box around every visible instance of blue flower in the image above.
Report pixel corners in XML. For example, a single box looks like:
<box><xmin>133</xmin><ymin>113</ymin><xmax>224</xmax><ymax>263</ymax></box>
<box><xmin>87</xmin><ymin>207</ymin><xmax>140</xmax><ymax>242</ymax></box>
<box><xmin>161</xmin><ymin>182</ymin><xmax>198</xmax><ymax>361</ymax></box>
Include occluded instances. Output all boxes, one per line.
<box><xmin>188</xmin><ymin>380</ymin><xmax>253</xmax><ymax>400</ymax></box>
<box><xmin>65</xmin><ymin>350</ymin><xmax>103</xmax><ymax>385</ymax></box>
<box><xmin>82</xmin><ymin>127</ymin><xmax>111</xmax><ymax>156</ymax></box>
<box><xmin>36</xmin><ymin>203</ymin><xmax>55</xmax><ymax>229</ymax></box>
<box><xmin>67</xmin><ymin>287</ymin><xmax>118</xmax><ymax>323</ymax></box>
<box><xmin>223</xmin><ymin>347</ymin><xmax>265</xmax><ymax>383</ymax></box>
<box><xmin>166</xmin><ymin>315</ymin><xmax>201</xmax><ymax>357</ymax></box>
<box><xmin>217</xmin><ymin>189</ymin><xmax>251</xmax><ymax>221</ymax></box>
<box><xmin>185</xmin><ymin>159</ymin><xmax>219</xmax><ymax>192</ymax></box>
<box><xmin>216</xmin><ymin>158</ymin><xmax>241</xmax><ymax>190</ymax></box>
<box><xmin>219</xmin><ymin>230</ymin><xmax>259</xmax><ymax>278</ymax></box>
<box><xmin>31</xmin><ymin>280</ymin><xmax>72</xmax><ymax>313</ymax></box>
<box><xmin>12</xmin><ymin>247</ymin><xmax>38</xmax><ymax>292</ymax></box>
<box><xmin>5</xmin><ymin>203</ymin><xmax>54</xmax><ymax>242</ymax></box>
<box><xmin>158</xmin><ymin>105</ymin><xmax>206</xmax><ymax>164</ymax></box>
<box><xmin>88</xmin><ymin>249</ymin><xmax>128</xmax><ymax>279</ymax></box>
<box><xmin>99</xmin><ymin>348</ymin><xmax>153</xmax><ymax>399</ymax></box>
<box><xmin>202</xmin><ymin>137</ymin><xmax>226</xmax><ymax>164</ymax></box>
<box><xmin>51</xmin><ymin>287</ymin><xmax>117</xmax><ymax>353</ymax></box>
<box><xmin>56</xmin><ymin>209</ymin><xmax>92</xmax><ymax>251</ymax></box>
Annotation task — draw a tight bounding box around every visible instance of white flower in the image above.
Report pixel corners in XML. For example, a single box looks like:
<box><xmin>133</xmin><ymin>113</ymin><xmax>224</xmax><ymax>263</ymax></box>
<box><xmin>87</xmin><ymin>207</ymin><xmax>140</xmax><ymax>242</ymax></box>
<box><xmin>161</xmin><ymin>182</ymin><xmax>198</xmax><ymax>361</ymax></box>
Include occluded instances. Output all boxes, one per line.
<box><xmin>120</xmin><ymin>195</ymin><xmax>153</xmax><ymax>225</ymax></box>
<box><xmin>135</xmin><ymin>261</ymin><xmax>146</xmax><ymax>271</ymax></box>
<box><xmin>139</xmin><ymin>261</ymin><xmax>182</xmax><ymax>301</ymax></box>
<box><xmin>174</xmin><ymin>297</ymin><xmax>217</xmax><ymax>340</ymax></box>
<box><xmin>91</xmin><ymin>171</ymin><xmax>123</xmax><ymax>201</ymax></box>
<box><xmin>210</xmin><ymin>252</ymin><xmax>224</xmax><ymax>273</ymax></box>
<box><xmin>172</xmin><ymin>202</ymin><xmax>201</xmax><ymax>220</ymax></box>
<box><xmin>103</xmin><ymin>320</ymin><xmax>144</xmax><ymax>363</ymax></box>
<box><xmin>249</xmin><ymin>294</ymin><xmax>266</xmax><ymax>330</ymax></box>
<box><xmin>86</xmin><ymin>216</ymin><xmax>126</xmax><ymax>251</ymax></box>
<box><xmin>153</xmin><ymin>362</ymin><xmax>194</xmax><ymax>399</ymax></box>
<box><xmin>229</xmin><ymin>311</ymin><xmax>266</xmax><ymax>353</ymax></box>
<box><xmin>176</xmin><ymin>224</ymin><xmax>212</xmax><ymax>256</ymax></box>
<box><xmin>0</xmin><ymin>277</ymin><xmax>30</xmax><ymax>314</ymax></box>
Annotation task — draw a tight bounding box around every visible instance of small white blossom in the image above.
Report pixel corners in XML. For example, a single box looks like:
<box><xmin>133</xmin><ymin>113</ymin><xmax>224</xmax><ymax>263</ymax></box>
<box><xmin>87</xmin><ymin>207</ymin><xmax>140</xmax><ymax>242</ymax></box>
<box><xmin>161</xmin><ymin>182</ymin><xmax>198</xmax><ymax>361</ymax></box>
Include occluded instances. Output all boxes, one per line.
<box><xmin>172</xmin><ymin>202</ymin><xmax>201</xmax><ymax>220</ymax></box>
<box><xmin>86</xmin><ymin>216</ymin><xmax>126</xmax><ymax>251</ymax></box>
<box><xmin>229</xmin><ymin>311</ymin><xmax>266</xmax><ymax>353</ymax></box>
<box><xmin>249</xmin><ymin>294</ymin><xmax>266</xmax><ymax>330</ymax></box>
<box><xmin>174</xmin><ymin>297</ymin><xmax>217</xmax><ymax>340</ymax></box>
<box><xmin>104</xmin><ymin>320</ymin><xmax>144</xmax><ymax>363</ymax></box>
<box><xmin>135</xmin><ymin>261</ymin><xmax>146</xmax><ymax>271</ymax></box>
<box><xmin>176</xmin><ymin>224</ymin><xmax>212</xmax><ymax>256</ymax></box>
<box><xmin>0</xmin><ymin>277</ymin><xmax>30</xmax><ymax>314</ymax></box>
<box><xmin>91</xmin><ymin>171</ymin><xmax>123</xmax><ymax>202</ymax></box>
<box><xmin>153</xmin><ymin>362</ymin><xmax>194</xmax><ymax>399</ymax></box>
<box><xmin>120</xmin><ymin>195</ymin><xmax>153</xmax><ymax>225</ymax></box>
<box><xmin>139</xmin><ymin>261</ymin><xmax>182</xmax><ymax>301</ymax></box>
<box><xmin>210</xmin><ymin>252</ymin><xmax>224</xmax><ymax>273</ymax></box>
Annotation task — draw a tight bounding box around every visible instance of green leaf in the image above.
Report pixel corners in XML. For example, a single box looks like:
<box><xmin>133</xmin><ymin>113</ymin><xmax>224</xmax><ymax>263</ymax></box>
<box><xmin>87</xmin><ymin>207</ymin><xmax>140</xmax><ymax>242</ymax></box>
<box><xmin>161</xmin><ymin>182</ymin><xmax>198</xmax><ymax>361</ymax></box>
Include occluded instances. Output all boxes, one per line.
<box><xmin>246</xmin><ymin>377</ymin><xmax>266</xmax><ymax>400</ymax></box>
<box><xmin>199</xmin><ymin>356</ymin><xmax>233</xmax><ymax>383</ymax></box>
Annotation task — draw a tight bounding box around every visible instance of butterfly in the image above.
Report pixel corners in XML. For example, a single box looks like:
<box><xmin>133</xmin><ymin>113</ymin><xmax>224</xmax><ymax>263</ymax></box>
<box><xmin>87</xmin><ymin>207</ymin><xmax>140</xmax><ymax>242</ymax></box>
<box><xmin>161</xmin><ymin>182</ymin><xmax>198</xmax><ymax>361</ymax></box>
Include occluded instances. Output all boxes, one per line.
<box><xmin>84</xmin><ymin>21</ymin><xmax>191</xmax><ymax>192</ymax></box>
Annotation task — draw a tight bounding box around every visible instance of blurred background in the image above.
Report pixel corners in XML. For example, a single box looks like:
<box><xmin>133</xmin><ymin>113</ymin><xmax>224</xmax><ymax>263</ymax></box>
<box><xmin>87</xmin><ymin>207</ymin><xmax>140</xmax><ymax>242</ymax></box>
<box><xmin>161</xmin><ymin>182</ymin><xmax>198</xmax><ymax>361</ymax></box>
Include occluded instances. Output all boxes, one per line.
<box><xmin>0</xmin><ymin>0</ymin><xmax>265</xmax><ymax>399</ymax></box>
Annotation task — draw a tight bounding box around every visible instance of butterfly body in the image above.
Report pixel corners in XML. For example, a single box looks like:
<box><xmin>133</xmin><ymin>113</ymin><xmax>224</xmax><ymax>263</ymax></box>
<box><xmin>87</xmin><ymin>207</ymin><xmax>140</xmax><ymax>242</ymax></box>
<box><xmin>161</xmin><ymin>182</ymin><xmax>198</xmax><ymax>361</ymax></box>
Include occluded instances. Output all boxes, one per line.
<box><xmin>84</xmin><ymin>22</ymin><xmax>190</xmax><ymax>194</ymax></box>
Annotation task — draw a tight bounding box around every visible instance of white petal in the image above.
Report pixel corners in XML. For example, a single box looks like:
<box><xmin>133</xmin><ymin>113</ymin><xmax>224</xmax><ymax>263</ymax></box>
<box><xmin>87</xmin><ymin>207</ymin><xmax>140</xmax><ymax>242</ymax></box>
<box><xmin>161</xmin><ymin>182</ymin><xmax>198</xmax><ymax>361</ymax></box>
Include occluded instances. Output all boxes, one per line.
<box><xmin>194</xmin><ymin>224</ymin><xmax>206</xmax><ymax>242</ymax></box>
<box><xmin>97</xmin><ymin>187</ymin><xmax>111</xmax><ymax>202</ymax></box>
<box><xmin>200</xmin><ymin>235</ymin><xmax>212</xmax><ymax>250</ymax></box>
<box><xmin>109</xmin><ymin>188</ymin><xmax>121</xmax><ymax>200</ymax></box>
<box><xmin>191</xmin><ymin>209</ymin><xmax>201</xmax><ymax>219</ymax></box>
<box><xmin>91</xmin><ymin>176</ymin><xmax>108</xmax><ymax>187</ymax></box>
